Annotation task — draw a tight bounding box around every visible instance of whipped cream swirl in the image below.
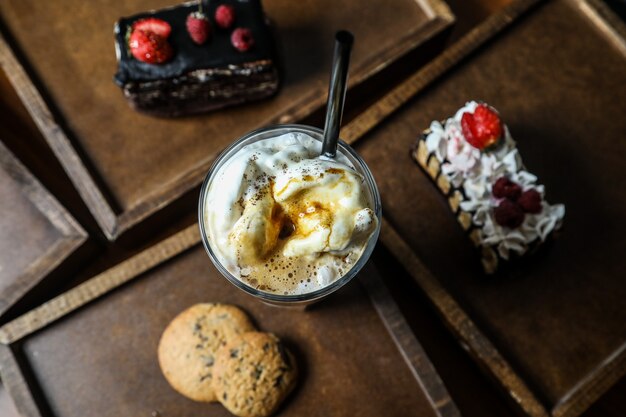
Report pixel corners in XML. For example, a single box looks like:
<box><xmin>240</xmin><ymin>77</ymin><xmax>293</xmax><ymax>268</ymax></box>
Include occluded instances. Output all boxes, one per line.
<box><xmin>424</xmin><ymin>101</ymin><xmax>565</xmax><ymax>260</ymax></box>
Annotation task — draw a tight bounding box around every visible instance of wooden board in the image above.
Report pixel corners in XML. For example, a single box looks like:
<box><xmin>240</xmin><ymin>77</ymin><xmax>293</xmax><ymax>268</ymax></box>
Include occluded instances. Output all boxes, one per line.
<box><xmin>342</xmin><ymin>1</ymin><xmax>626</xmax><ymax>416</ymax></box>
<box><xmin>0</xmin><ymin>225</ymin><xmax>461</xmax><ymax>417</ymax></box>
<box><xmin>0</xmin><ymin>141</ymin><xmax>86</xmax><ymax>319</ymax></box>
<box><xmin>0</xmin><ymin>0</ymin><xmax>453</xmax><ymax>241</ymax></box>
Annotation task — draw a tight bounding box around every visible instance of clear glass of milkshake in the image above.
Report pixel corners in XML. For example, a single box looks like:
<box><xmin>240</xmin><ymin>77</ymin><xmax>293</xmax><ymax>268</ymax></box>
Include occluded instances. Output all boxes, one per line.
<box><xmin>198</xmin><ymin>124</ymin><xmax>381</xmax><ymax>305</ymax></box>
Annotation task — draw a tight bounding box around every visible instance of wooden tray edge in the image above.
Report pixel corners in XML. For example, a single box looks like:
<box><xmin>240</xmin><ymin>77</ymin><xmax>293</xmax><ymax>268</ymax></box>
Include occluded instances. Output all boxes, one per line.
<box><xmin>379</xmin><ymin>218</ymin><xmax>549</xmax><ymax>417</ymax></box>
<box><xmin>342</xmin><ymin>0</ymin><xmax>543</xmax><ymax>144</ymax></box>
<box><xmin>553</xmin><ymin>342</ymin><xmax>626</xmax><ymax>417</ymax></box>
<box><xmin>0</xmin><ymin>221</ymin><xmax>462</xmax><ymax>417</ymax></box>
<box><xmin>0</xmin><ymin>33</ymin><xmax>118</xmax><ymax>240</ymax></box>
<box><xmin>344</xmin><ymin>0</ymin><xmax>626</xmax><ymax>416</ymax></box>
<box><xmin>0</xmin><ymin>141</ymin><xmax>87</xmax><ymax>318</ymax></box>
<box><xmin>360</xmin><ymin>263</ymin><xmax>461</xmax><ymax>417</ymax></box>
<box><xmin>0</xmin><ymin>224</ymin><xmax>199</xmax><ymax>345</ymax></box>
<box><xmin>0</xmin><ymin>345</ymin><xmax>43</xmax><ymax>417</ymax></box>
<box><xmin>384</xmin><ymin>210</ymin><xmax>626</xmax><ymax>417</ymax></box>
<box><xmin>0</xmin><ymin>2</ymin><xmax>454</xmax><ymax>241</ymax></box>
<box><xmin>575</xmin><ymin>0</ymin><xmax>626</xmax><ymax>56</ymax></box>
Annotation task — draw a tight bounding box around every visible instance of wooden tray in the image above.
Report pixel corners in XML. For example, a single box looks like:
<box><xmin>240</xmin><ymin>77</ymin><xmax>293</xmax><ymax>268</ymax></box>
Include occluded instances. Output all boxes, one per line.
<box><xmin>0</xmin><ymin>225</ymin><xmax>461</xmax><ymax>417</ymax></box>
<box><xmin>341</xmin><ymin>1</ymin><xmax>626</xmax><ymax>417</ymax></box>
<box><xmin>0</xmin><ymin>0</ymin><xmax>453</xmax><ymax>241</ymax></box>
<box><xmin>0</xmin><ymin>141</ymin><xmax>86</xmax><ymax>319</ymax></box>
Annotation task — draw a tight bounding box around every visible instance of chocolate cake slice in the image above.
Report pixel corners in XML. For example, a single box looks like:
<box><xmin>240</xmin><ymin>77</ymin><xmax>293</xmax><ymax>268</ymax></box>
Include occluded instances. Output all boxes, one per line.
<box><xmin>114</xmin><ymin>0</ymin><xmax>279</xmax><ymax>117</ymax></box>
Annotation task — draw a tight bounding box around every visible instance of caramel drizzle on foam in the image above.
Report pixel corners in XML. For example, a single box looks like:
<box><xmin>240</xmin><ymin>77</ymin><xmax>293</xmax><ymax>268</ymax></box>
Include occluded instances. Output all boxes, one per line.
<box><xmin>232</xmin><ymin>168</ymin><xmax>356</xmax><ymax>294</ymax></box>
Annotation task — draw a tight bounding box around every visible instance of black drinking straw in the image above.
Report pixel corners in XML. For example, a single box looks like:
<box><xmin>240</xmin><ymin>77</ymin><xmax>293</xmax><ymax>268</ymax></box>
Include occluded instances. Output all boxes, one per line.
<box><xmin>321</xmin><ymin>30</ymin><xmax>354</xmax><ymax>159</ymax></box>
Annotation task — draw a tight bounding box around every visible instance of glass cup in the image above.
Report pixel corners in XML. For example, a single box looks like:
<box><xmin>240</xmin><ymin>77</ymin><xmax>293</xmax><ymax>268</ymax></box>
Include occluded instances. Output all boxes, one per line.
<box><xmin>198</xmin><ymin>124</ymin><xmax>381</xmax><ymax>306</ymax></box>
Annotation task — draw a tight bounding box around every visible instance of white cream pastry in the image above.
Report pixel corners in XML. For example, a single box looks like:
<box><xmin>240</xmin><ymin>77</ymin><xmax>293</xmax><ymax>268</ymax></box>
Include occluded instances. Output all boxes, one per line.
<box><xmin>417</xmin><ymin>101</ymin><xmax>565</xmax><ymax>273</ymax></box>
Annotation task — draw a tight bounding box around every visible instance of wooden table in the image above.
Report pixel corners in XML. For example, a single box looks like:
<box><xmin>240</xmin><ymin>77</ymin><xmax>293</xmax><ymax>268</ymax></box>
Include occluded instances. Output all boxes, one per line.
<box><xmin>0</xmin><ymin>1</ymin><xmax>624</xmax><ymax>416</ymax></box>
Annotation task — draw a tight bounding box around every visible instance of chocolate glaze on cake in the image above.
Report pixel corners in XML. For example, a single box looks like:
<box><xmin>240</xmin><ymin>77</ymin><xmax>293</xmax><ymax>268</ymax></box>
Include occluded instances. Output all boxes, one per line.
<box><xmin>113</xmin><ymin>0</ymin><xmax>279</xmax><ymax>117</ymax></box>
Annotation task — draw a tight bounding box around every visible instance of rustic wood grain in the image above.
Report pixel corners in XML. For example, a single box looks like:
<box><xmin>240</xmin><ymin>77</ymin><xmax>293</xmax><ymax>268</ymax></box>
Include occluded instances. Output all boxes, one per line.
<box><xmin>360</xmin><ymin>263</ymin><xmax>462</xmax><ymax>417</ymax></box>
<box><xmin>348</xmin><ymin>1</ymin><xmax>626</xmax><ymax>416</ymax></box>
<box><xmin>0</xmin><ymin>225</ymin><xmax>199</xmax><ymax>344</ymax></box>
<box><xmin>0</xmin><ymin>0</ymin><xmax>453</xmax><ymax>241</ymax></box>
<box><xmin>380</xmin><ymin>219</ymin><xmax>548</xmax><ymax>417</ymax></box>
<box><xmin>0</xmin><ymin>382</ymin><xmax>19</xmax><ymax>417</ymax></box>
<box><xmin>0</xmin><ymin>33</ymin><xmax>118</xmax><ymax>240</ymax></box>
<box><xmin>552</xmin><ymin>344</ymin><xmax>626</xmax><ymax>417</ymax></box>
<box><xmin>0</xmin><ymin>345</ymin><xmax>42</xmax><ymax>417</ymax></box>
<box><xmin>0</xmin><ymin>223</ymin><xmax>459</xmax><ymax>417</ymax></box>
<box><xmin>576</xmin><ymin>0</ymin><xmax>626</xmax><ymax>54</ymax></box>
<box><xmin>342</xmin><ymin>0</ymin><xmax>543</xmax><ymax>145</ymax></box>
<box><xmin>0</xmin><ymin>141</ymin><xmax>87</xmax><ymax>319</ymax></box>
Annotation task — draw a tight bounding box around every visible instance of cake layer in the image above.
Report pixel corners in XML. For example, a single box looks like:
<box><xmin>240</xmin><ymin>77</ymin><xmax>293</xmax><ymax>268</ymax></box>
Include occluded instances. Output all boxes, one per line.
<box><xmin>122</xmin><ymin>59</ymin><xmax>278</xmax><ymax>116</ymax></box>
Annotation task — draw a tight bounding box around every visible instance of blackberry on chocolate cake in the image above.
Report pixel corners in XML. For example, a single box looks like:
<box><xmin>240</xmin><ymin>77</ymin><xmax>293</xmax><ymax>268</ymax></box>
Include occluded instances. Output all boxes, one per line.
<box><xmin>113</xmin><ymin>0</ymin><xmax>279</xmax><ymax>117</ymax></box>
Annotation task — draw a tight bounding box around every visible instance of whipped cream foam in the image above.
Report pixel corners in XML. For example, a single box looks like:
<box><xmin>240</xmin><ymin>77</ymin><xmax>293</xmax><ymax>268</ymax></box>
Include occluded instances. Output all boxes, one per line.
<box><xmin>203</xmin><ymin>132</ymin><xmax>378</xmax><ymax>295</ymax></box>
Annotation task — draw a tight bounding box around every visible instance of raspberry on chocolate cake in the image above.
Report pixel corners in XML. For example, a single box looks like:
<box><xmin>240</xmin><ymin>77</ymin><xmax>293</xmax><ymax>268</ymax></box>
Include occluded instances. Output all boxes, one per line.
<box><xmin>413</xmin><ymin>101</ymin><xmax>565</xmax><ymax>273</ymax></box>
<box><xmin>113</xmin><ymin>0</ymin><xmax>279</xmax><ymax>117</ymax></box>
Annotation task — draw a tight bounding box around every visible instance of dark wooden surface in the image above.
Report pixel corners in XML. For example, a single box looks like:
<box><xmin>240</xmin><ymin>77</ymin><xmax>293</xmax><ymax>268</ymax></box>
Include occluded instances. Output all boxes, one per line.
<box><xmin>1</xmin><ymin>0</ymin><xmax>626</xmax><ymax>416</ymax></box>
<box><xmin>0</xmin><ymin>141</ymin><xmax>87</xmax><ymax>319</ymax></box>
<box><xmin>0</xmin><ymin>0</ymin><xmax>452</xmax><ymax>240</ymax></box>
<box><xmin>352</xmin><ymin>0</ymin><xmax>626</xmax><ymax>416</ymax></box>
<box><xmin>0</xmin><ymin>226</ymin><xmax>459</xmax><ymax>417</ymax></box>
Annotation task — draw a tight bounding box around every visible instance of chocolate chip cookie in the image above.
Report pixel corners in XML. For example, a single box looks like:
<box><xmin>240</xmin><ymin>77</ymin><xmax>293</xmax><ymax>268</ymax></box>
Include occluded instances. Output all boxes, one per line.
<box><xmin>158</xmin><ymin>303</ymin><xmax>256</xmax><ymax>402</ymax></box>
<box><xmin>212</xmin><ymin>332</ymin><xmax>297</xmax><ymax>417</ymax></box>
